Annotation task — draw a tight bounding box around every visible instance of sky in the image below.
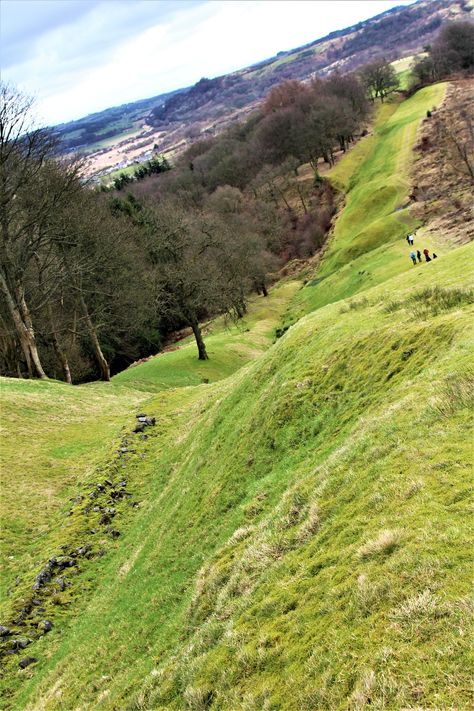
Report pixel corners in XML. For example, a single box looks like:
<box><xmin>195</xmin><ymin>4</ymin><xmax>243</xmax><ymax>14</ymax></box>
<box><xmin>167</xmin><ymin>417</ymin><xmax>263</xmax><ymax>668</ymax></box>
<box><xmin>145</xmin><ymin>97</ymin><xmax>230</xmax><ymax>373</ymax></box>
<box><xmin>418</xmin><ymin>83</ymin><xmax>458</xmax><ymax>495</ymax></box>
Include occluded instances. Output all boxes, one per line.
<box><xmin>1</xmin><ymin>0</ymin><xmax>416</xmax><ymax>126</ymax></box>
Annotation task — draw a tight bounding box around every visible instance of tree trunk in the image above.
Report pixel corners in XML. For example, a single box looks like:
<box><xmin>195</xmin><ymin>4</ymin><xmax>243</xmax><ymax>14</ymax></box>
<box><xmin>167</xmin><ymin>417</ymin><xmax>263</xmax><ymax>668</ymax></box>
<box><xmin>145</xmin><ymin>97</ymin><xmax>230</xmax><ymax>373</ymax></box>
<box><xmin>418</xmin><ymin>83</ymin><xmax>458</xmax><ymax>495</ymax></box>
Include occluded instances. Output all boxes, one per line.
<box><xmin>48</xmin><ymin>304</ymin><xmax>72</xmax><ymax>384</ymax></box>
<box><xmin>18</xmin><ymin>291</ymin><xmax>48</xmax><ymax>379</ymax></box>
<box><xmin>0</xmin><ymin>270</ymin><xmax>47</xmax><ymax>378</ymax></box>
<box><xmin>190</xmin><ymin>318</ymin><xmax>208</xmax><ymax>360</ymax></box>
<box><xmin>296</xmin><ymin>184</ymin><xmax>308</xmax><ymax>214</ymax></box>
<box><xmin>261</xmin><ymin>281</ymin><xmax>268</xmax><ymax>297</ymax></box>
<box><xmin>79</xmin><ymin>294</ymin><xmax>110</xmax><ymax>381</ymax></box>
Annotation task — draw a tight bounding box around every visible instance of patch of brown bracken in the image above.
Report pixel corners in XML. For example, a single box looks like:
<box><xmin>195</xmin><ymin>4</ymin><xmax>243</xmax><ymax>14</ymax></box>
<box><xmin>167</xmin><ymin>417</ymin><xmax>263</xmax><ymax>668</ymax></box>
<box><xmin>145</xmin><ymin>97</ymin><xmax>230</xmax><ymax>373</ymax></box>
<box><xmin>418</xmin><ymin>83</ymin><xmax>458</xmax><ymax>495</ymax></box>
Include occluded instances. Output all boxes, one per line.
<box><xmin>410</xmin><ymin>79</ymin><xmax>474</xmax><ymax>246</ymax></box>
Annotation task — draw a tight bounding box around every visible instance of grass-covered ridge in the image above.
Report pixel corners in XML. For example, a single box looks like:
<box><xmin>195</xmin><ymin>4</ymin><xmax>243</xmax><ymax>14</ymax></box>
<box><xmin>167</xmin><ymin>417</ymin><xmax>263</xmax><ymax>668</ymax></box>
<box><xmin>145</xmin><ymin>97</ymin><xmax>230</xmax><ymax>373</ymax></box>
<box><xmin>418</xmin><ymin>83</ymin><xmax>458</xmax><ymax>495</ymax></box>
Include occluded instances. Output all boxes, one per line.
<box><xmin>1</xmin><ymin>83</ymin><xmax>472</xmax><ymax>710</ymax></box>
<box><xmin>287</xmin><ymin>83</ymin><xmax>447</xmax><ymax>322</ymax></box>
<box><xmin>12</xmin><ymin>243</ymin><xmax>474</xmax><ymax>710</ymax></box>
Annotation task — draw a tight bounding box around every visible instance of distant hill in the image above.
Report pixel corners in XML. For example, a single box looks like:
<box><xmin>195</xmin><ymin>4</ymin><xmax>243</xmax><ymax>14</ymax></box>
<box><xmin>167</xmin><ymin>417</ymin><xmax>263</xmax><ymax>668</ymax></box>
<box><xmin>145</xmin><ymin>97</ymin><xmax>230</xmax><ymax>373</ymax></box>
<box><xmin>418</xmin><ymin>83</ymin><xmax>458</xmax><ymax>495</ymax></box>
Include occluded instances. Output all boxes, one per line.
<box><xmin>52</xmin><ymin>0</ymin><xmax>472</xmax><ymax>177</ymax></box>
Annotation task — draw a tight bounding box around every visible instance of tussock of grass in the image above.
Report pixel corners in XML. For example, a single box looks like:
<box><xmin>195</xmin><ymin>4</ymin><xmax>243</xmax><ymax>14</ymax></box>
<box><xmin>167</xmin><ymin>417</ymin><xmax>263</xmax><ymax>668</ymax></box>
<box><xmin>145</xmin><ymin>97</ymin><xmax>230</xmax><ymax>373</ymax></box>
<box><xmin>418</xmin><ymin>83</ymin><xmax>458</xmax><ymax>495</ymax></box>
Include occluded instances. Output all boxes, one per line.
<box><xmin>390</xmin><ymin>589</ymin><xmax>447</xmax><ymax>623</ymax></box>
<box><xmin>357</xmin><ymin>529</ymin><xmax>402</xmax><ymax>559</ymax></box>
<box><xmin>384</xmin><ymin>285</ymin><xmax>474</xmax><ymax>316</ymax></box>
<box><xmin>429</xmin><ymin>369</ymin><xmax>474</xmax><ymax>418</ymax></box>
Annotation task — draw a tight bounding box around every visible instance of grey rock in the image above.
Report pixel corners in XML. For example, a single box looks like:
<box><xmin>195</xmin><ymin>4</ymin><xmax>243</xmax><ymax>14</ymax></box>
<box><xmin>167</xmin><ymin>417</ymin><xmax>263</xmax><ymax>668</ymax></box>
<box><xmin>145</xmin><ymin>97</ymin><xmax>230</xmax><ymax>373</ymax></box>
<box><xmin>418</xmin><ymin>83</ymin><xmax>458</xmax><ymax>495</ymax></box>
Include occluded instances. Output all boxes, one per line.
<box><xmin>11</xmin><ymin>638</ymin><xmax>32</xmax><ymax>650</ymax></box>
<box><xmin>55</xmin><ymin>556</ymin><xmax>75</xmax><ymax>571</ymax></box>
<box><xmin>38</xmin><ymin>620</ymin><xmax>53</xmax><ymax>633</ymax></box>
<box><xmin>0</xmin><ymin>625</ymin><xmax>10</xmax><ymax>637</ymax></box>
<box><xmin>19</xmin><ymin>656</ymin><xmax>37</xmax><ymax>668</ymax></box>
<box><xmin>55</xmin><ymin>577</ymin><xmax>66</xmax><ymax>591</ymax></box>
<box><xmin>33</xmin><ymin>565</ymin><xmax>52</xmax><ymax>590</ymax></box>
<box><xmin>75</xmin><ymin>545</ymin><xmax>91</xmax><ymax>557</ymax></box>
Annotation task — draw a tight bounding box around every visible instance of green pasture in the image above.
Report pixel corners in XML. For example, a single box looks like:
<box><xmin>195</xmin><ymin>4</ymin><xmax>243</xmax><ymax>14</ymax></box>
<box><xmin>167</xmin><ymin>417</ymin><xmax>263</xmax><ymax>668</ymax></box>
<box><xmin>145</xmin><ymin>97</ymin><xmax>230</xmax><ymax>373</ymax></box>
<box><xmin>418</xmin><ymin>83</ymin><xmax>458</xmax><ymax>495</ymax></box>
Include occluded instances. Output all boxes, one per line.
<box><xmin>11</xmin><ymin>243</ymin><xmax>474</xmax><ymax>711</ymax></box>
<box><xmin>1</xmin><ymin>82</ymin><xmax>472</xmax><ymax>711</ymax></box>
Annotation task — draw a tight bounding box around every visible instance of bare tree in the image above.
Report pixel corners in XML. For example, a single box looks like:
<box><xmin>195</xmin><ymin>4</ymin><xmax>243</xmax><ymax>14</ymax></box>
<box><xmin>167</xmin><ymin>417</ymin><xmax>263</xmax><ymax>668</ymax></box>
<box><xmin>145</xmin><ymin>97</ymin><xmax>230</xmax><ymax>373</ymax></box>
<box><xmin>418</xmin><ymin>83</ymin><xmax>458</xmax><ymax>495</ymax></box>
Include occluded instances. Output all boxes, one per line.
<box><xmin>0</xmin><ymin>82</ymin><xmax>81</xmax><ymax>378</ymax></box>
<box><xmin>436</xmin><ymin>108</ymin><xmax>474</xmax><ymax>183</ymax></box>
<box><xmin>360</xmin><ymin>59</ymin><xmax>399</xmax><ymax>102</ymax></box>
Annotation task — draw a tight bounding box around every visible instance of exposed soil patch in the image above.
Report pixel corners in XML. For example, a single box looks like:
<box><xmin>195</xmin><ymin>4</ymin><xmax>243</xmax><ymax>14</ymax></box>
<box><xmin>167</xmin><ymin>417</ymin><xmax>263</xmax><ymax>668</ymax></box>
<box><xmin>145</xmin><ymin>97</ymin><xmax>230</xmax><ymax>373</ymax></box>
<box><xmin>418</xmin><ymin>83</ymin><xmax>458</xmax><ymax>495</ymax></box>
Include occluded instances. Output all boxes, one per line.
<box><xmin>410</xmin><ymin>79</ymin><xmax>474</xmax><ymax>246</ymax></box>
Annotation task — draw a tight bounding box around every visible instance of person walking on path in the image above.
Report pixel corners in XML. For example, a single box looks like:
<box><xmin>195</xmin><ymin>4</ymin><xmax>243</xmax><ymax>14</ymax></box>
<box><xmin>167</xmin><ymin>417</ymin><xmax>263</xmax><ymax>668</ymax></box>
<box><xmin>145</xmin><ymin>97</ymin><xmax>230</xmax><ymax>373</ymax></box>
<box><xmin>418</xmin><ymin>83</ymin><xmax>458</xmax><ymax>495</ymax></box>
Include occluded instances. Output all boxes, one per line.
<box><xmin>408</xmin><ymin>233</ymin><xmax>415</xmax><ymax>246</ymax></box>
<box><xmin>417</xmin><ymin>249</ymin><xmax>422</xmax><ymax>263</ymax></box>
<box><xmin>423</xmin><ymin>248</ymin><xmax>431</xmax><ymax>262</ymax></box>
<box><xmin>410</xmin><ymin>250</ymin><xmax>417</xmax><ymax>265</ymax></box>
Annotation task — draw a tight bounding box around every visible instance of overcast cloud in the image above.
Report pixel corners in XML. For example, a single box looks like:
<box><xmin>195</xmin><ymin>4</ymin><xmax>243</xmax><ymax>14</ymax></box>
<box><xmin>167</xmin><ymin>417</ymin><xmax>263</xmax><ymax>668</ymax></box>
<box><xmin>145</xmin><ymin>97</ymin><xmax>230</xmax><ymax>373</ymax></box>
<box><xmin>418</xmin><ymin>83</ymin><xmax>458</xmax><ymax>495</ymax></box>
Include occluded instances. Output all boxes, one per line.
<box><xmin>1</xmin><ymin>0</ymin><xmax>414</xmax><ymax>126</ymax></box>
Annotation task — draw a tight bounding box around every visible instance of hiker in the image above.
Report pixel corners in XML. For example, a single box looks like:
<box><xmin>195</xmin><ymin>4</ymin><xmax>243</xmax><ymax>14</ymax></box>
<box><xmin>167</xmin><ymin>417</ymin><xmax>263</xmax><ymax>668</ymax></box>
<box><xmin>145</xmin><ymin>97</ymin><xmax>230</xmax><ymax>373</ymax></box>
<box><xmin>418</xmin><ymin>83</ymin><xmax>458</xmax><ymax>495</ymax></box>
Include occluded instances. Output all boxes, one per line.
<box><xmin>423</xmin><ymin>248</ymin><xmax>430</xmax><ymax>262</ymax></box>
<box><xmin>432</xmin><ymin>252</ymin><xmax>438</xmax><ymax>259</ymax></box>
<box><xmin>408</xmin><ymin>233</ymin><xmax>415</xmax><ymax>246</ymax></box>
<box><xmin>417</xmin><ymin>249</ymin><xmax>422</xmax><ymax>263</ymax></box>
<box><xmin>410</xmin><ymin>250</ymin><xmax>417</xmax><ymax>265</ymax></box>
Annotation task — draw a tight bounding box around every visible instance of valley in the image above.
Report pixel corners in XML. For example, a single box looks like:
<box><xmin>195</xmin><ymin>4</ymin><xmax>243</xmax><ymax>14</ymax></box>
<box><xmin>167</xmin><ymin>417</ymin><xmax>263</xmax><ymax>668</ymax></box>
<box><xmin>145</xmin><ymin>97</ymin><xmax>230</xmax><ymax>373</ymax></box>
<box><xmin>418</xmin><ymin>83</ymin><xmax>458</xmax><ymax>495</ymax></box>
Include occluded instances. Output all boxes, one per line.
<box><xmin>1</xmin><ymin>75</ymin><xmax>472</xmax><ymax>709</ymax></box>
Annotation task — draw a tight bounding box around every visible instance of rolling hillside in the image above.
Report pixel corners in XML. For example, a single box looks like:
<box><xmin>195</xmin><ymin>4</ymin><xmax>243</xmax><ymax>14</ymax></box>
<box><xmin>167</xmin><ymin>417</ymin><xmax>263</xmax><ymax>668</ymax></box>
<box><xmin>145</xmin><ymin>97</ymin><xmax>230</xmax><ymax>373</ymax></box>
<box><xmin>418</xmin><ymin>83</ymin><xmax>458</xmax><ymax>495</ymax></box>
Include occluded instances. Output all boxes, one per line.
<box><xmin>1</xmin><ymin>82</ymin><xmax>473</xmax><ymax>709</ymax></box>
<box><xmin>53</xmin><ymin>0</ymin><xmax>472</xmax><ymax>178</ymax></box>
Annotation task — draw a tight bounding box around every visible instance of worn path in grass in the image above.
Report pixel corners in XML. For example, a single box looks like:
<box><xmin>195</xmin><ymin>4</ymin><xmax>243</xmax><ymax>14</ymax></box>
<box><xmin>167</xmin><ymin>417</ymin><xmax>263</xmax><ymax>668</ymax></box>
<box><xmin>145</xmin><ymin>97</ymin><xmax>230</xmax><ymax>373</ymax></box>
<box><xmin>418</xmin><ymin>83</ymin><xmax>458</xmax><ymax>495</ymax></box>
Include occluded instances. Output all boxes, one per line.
<box><xmin>287</xmin><ymin>83</ymin><xmax>447</xmax><ymax>322</ymax></box>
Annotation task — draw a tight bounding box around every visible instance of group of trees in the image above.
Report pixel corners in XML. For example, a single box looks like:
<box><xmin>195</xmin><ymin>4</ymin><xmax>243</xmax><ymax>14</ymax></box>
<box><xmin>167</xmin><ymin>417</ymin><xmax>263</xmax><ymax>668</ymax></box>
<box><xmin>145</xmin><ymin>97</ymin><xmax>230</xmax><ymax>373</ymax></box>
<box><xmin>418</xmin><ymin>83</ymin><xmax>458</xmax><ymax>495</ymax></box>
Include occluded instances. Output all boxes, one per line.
<box><xmin>360</xmin><ymin>59</ymin><xmax>399</xmax><ymax>102</ymax></box>
<box><xmin>412</xmin><ymin>21</ymin><xmax>474</xmax><ymax>88</ymax></box>
<box><xmin>1</xmin><ymin>61</ymin><xmax>374</xmax><ymax>382</ymax></box>
<box><xmin>112</xmin><ymin>155</ymin><xmax>171</xmax><ymax>190</ymax></box>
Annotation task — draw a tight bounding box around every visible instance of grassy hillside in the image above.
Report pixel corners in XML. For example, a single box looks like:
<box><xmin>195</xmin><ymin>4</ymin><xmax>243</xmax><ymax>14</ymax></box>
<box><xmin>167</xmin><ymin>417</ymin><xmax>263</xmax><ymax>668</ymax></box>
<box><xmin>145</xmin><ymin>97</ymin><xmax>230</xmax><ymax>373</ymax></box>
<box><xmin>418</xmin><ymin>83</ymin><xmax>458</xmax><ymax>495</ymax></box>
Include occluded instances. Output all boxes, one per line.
<box><xmin>9</xmin><ymin>245</ymin><xmax>473</xmax><ymax>711</ymax></box>
<box><xmin>1</xmin><ymin>83</ymin><xmax>472</xmax><ymax>710</ymax></box>
<box><xmin>286</xmin><ymin>83</ymin><xmax>447</xmax><ymax>324</ymax></box>
<box><xmin>0</xmin><ymin>280</ymin><xmax>296</xmax><ymax>615</ymax></box>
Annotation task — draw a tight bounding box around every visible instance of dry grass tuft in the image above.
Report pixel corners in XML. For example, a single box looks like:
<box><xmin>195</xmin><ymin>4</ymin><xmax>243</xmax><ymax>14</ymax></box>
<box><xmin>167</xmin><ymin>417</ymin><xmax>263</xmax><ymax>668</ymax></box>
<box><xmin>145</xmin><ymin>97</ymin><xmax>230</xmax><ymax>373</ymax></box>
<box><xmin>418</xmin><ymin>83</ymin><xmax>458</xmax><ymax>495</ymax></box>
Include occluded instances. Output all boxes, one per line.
<box><xmin>349</xmin><ymin>669</ymin><xmax>376</xmax><ymax>709</ymax></box>
<box><xmin>390</xmin><ymin>589</ymin><xmax>449</xmax><ymax>623</ymax></box>
<box><xmin>357</xmin><ymin>529</ymin><xmax>401</xmax><ymax>559</ymax></box>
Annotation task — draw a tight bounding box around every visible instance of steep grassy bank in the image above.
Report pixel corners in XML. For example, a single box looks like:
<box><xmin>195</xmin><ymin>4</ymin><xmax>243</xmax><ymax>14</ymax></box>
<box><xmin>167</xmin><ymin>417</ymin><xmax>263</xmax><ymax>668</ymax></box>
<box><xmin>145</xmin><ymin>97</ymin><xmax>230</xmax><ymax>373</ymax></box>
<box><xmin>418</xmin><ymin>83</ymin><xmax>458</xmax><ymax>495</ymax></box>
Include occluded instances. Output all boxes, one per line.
<box><xmin>12</xmin><ymin>244</ymin><xmax>474</xmax><ymax>710</ymax></box>
<box><xmin>1</xmin><ymin>83</ymin><xmax>472</xmax><ymax>710</ymax></box>
<box><xmin>287</xmin><ymin>83</ymin><xmax>447</xmax><ymax>322</ymax></box>
<box><xmin>0</xmin><ymin>281</ymin><xmax>297</xmax><ymax>637</ymax></box>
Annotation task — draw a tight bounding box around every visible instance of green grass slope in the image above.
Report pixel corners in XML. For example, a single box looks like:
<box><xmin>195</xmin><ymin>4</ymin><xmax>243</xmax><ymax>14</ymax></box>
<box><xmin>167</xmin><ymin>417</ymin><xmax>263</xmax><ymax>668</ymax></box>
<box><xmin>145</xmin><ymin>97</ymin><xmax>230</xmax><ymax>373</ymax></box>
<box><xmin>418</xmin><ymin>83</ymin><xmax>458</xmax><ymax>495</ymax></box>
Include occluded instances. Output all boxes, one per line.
<box><xmin>0</xmin><ymin>379</ymin><xmax>148</xmax><ymax>603</ymax></box>
<box><xmin>113</xmin><ymin>281</ymin><xmax>298</xmax><ymax>392</ymax></box>
<box><xmin>2</xmin><ymin>84</ymin><xmax>472</xmax><ymax>710</ymax></box>
<box><xmin>0</xmin><ymin>281</ymin><xmax>296</xmax><ymax>622</ymax></box>
<box><xmin>11</xmin><ymin>244</ymin><xmax>474</xmax><ymax>711</ymax></box>
<box><xmin>287</xmin><ymin>83</ymin><xmax>447</xmax><ymax>322</ymax></box>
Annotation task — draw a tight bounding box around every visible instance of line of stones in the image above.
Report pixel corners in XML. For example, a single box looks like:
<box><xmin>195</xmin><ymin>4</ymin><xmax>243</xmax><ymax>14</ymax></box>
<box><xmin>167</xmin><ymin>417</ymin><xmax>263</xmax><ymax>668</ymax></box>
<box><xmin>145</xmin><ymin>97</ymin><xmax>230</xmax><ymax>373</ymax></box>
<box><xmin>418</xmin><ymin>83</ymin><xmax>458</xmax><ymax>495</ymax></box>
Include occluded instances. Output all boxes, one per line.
<box><xmin>0</xmin><ymin>414</ymin><xmax>156</xmax><ymax>671</ymax></box>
